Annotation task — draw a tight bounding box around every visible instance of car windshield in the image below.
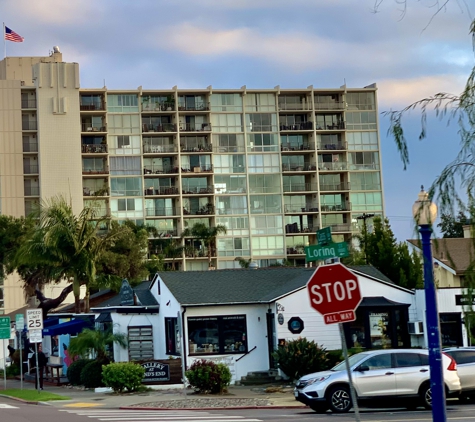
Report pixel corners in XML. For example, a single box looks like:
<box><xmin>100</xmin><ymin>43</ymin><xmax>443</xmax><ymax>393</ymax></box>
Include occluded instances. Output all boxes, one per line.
<box><xmin>332</xmin><ymin>353</ymin><xmax>369</xmax><ymax>371</ymax></box>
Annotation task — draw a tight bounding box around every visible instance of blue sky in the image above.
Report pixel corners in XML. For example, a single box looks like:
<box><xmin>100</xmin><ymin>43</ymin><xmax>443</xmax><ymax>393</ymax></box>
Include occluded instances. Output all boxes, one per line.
<box><xmin>2</xmin><ymin>0</ymin><xmax>472</xmax><ymax>241</ymax></box>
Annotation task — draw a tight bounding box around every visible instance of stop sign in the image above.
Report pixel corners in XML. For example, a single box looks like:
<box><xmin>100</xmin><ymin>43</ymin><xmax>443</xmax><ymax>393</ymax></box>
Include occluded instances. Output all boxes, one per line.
<box><xmin>307</xmin><ymin>263</ymin><xmax>362</xmax><ymax>324</ymax></box>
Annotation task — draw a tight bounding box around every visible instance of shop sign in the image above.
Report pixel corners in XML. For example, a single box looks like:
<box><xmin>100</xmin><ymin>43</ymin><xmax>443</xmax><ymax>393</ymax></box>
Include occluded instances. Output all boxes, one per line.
<box><xmin>140</xmin><ymin>361</ymin><xmax>170</xmax><ymax>382</ymax></box>
<box><xmin>455</xmin><ymin>295</ymin><xmax>475</xmax><ymax>306</ymax></box>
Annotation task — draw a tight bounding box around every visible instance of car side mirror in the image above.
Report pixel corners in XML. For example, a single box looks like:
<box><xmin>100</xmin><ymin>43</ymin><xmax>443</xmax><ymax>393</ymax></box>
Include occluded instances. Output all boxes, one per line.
<box><xmin>356</xmin><ymin>365</ymin><xmax>369</xmax><ymax>372</ymax></box>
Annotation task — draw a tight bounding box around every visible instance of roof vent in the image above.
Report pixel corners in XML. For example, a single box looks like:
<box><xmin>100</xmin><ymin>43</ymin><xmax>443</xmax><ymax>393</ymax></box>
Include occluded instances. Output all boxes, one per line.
<box><xmin>53</xmin><ymin>46</ymin><xmax>61</xmax><ymax>53</ymax></box>
<box><xmin>249</xmin><ymin>261</ymin><xmax>259</xmax><ymax>269</ymax></box>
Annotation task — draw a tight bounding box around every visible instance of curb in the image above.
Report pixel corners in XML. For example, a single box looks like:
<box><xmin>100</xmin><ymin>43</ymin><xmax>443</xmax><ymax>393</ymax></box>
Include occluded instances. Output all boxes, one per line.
<box><xmin>120</xmin><ymin>405</ymin><xmax>307</xmax><ymax>411</ymax></box>
<box><xmin>0</xmin><ymin>393</ymin><xmax>41</xmax><ymax>405</ymax></box>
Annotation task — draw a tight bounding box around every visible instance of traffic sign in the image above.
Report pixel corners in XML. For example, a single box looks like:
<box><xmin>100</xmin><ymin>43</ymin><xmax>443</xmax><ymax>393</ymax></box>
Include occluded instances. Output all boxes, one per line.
<box><xmin>15</xmin><ymin>314</ymin><xmax>24</xmax><ymax>331</ymax></box>
<box><xmin>29</xmin><ymin>329</ymin><xmax>42</xmax><ymax>343</ymax></box>
<box><xmin>307</xmin><ymin>263</ymin><xmax>362</xmax><ymax>324</ymax></box>
<box><xmin>317</xmin><ymin>227</ymin><xmax>332</xmax><ymax>245</ymax></box>
<box><xmin>26</xmin><ymin>309</ymin><xmax>43</xmax><ymax>330</ymax></box>
<box><xmin>305</xmin><ymin>241</ymin><xmax>349</xmax><ymax>262</ymax></box>
<box><xmin>0</xmin><ymin>317</ymin><xmax>10</xmax><ymax>340</ymax></box>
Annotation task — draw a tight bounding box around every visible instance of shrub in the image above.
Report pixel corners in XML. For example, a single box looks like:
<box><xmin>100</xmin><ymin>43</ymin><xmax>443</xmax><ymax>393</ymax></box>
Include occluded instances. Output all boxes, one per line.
<box><xmin>102</xmin><ymin>362</ymin><xmax>145</xmax><ymax>393</ymax></box>
<box><xmin>80</xmin><ymin>360</ymin><xmax>105</xmax><ymax>388</ymax></box>
<box><xmin>185</xmin><ymin>359</ymin><xmax>232</xmax><ymax>394</ymax></box>
<box><xmin>273</xmin><ymin>337</ymin><xmax>328</xmax><ymax>381</ymax></box>
<box><xmin>67</xmin><ymin>358</ymin><xmax>92</xmax><ymax>385</ymax></box>
<box><xmin>6</xmin><ymin>364</ymin><xmax>20</xmax><ymax>377</ymax></box>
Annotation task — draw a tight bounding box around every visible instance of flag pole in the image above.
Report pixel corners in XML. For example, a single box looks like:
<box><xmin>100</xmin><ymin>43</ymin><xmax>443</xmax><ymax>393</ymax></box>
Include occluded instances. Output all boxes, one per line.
<box><xmin>3</xmin><ymin>23</ymin><xmax>6</xmax><ymax>59</ymax></box>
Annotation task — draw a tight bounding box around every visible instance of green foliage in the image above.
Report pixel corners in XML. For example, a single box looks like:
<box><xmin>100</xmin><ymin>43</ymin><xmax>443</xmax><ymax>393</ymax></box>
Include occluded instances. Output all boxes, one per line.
<box><xmin>182</xmin><ymin>223</ymin><xmax>227</xmax><ymax>267</ymax></box>
<box><xmin>325</xmin><ymin>350</ymin><xmax>344</xmax><ymax>369</ymax></box>
<box><xmin>102</xmin><ymin>362</ymin><xmax>145</xmax><ymax>393</ymax></box>
<box><xmin>67</xmin><ymin>358</ymin><xmax>92</xmax><ymax>385</ymax></box>
<box><xmin>437</xmin><ymin>212</ymin><xmax>467</xmax><ymax>238</ymax></box>
<box><xmin>6</xmin><ymin>364</ymin><xmax>20</xmax><ymax>377</ymax></box>
<box><xmin>80</xmin><ymin>360</ymin><xmax>105</xmax><ymax>388</ymax></box>
<box><xmin>68</xmin><ymin>328</ymin><xmax>127</xmax><ymax>362</ymax></box>
<box><xmin>273</xmin><ymin>338</ymin><xmax>328</xmax><ymax>381</ymax></box>
<box><xmin>185</xmin><ymin>359</ymin><xmax>232</xmax><ymax>394</ymax></box>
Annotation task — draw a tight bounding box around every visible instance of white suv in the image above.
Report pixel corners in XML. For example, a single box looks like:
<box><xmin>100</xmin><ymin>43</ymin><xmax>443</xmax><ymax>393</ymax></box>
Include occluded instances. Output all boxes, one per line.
<box><xmin>444</xmin><ymin>347</ymin><xmax>475</xmax><ymax>401</ymax></box>
<box><xmin>294</xmin><ymin>349</ymin><xmax>461</xmax><ymax>413</ymax></box>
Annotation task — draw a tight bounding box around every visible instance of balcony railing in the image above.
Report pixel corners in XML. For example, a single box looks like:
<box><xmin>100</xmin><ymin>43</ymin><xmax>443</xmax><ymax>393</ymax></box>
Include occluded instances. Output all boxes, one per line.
<box><xmin>146</xmin><ymin>207</ymin><xmax>177</xmax><ymax>217</ymax></box>
<box><xmin>155</xmin><ymin>229</ymin><xmax>178</xmax><ymax>238</ymax></box>
<box><xmin>82</xmin><ymin>168</ymin><xmax>109</xmax><ymax>175</ymax></box>
<box><xmin>281</xmin><ymin>143</ymin><xmax>314</xmax><ymax>151</ymax></box>
<box><xmin>320</xmin><ymin>203</ymin><xmax>352</xmax><ymax>212</ymax></box>
<box><xmin>22</xmin><ymin>122</ymin><xmax>37</xmax><ymax>130</ymax></box>
<box><xmin>82</xmin><ymin>124</ymin><xmax>106</xmax><ymax>132</ymax></box>
<box><xmin>180</xmin><ymin>123</ymin><xmax>212</xmax><ymax>132</ymax></box>
<box><xmin>278</xmin><ymin>103</ymin><xmax>310</xmax><ymax>111</ymax></box>
<box><xmin>282</xmin><ymin>164</ymin><xmax>317</xmax><ymax>171</ymax></box>
<box><xmin>327</xmin><ymin>223</ymin><xmax>352</xmax><ymax>232</ymax></box>
<box><xmin>213</xmin><ymin>146</ymin><xmax>246</xmax><ymax>153</ymax></box>
<box><xmin>283</xmin><ymin>183</ymin><xmax>313</xmax><ymax>192</ymax></box>
<box><xmin>145</xmin><ymin>186</ymin><xmax>179</xmax><ymax>196</ymax></box>
<box><xmin>182</xmin><ymin>186</ymin><xmax>214</xmax><ymax>195</ymax></box>
<box><xmin>82</xmin><ymin>144</ymin><xmax>108</xmax><ymax>153</ymax></box>
<box><xmin>314</xmin><ymin>101</ymin><xmax>345</xmax><ymax>110</ymax></box>
<box><xmin>185</xmin><ymin>247</ymin><xmax>210</xmax><ymax>258</ymax></box>
<box><xmin>215</xmin><ymin>187</ymin><xmax>246</xmax><ymax>194</ymax></box>
<box><xmin>286</xmin><ymin>247</ymin><xmax>305</xmax><ymax>255</ymax></box>
<box><xmin>181</xmin><ymin>144</ymin><xmax>212</xmax><ymax>153</ymax></box>
<box><xmin>144</xmin><ymin>165</ymin><xmax>179</xmax><ymax>175</ymax></box>
<box><xmin>24</xmin><ymin>186</ymin><xmax>40</xmax><ymax>196</ymax></box>
<box><xmin>80</xmin><ymin>102</ymin><xmax>105</xmax><ymax>111</ymax></box>
<box><xmin>183</xmin><ymin>204</ymin><xmax>214</xmax><ymax>215</ymax></box>
<box><xmin>23</xmin><ymin>165</ymin><xmax>39</xmax><ymax>174</ymax></box>
<box><xmin>315</xmin><ymin>122</ymin><xmax>345</xmax><ymax>130</ymax></box>
<box><xmin>142</xmin><ymin>102</ymin><xmax>175</xmax><ymax>112</ymax></box>
<box><xmin>83</xmin><ymin>187</ymin><xmax>109</xmax><ymax>196</ymax></box>
<box><xmin>142</xmin><ymin>123</ymin><xmax>177</xmax><ymax>132</ymax></box>
<box><xmin>348</xmin><ymin>163</ymin><xmax>380</xmax><ymax>171</ymax></box>
<box><xmin>285</xmin><ymin>224</ymin><xmax>316</xmax><ymax>234</ymax></box>
<box><xmin>181</xmin><ymin>165</ymin><xmax>213</xmax><ymax>173</ymax></box>
<box><xmin>279</xmin><ymin>122</ymin><xmax>313</xmax><ymax>131</ymax></box>
<box><xmin>317</xmin><ymin>142</ymin><xmax>347</xmax><ymax>151</ymax></box>
<box><xmin>21</xmin><ymin>99</ymin><xmax>37</xmax><ymax>109</ymax></box>
<box><xmin>284</xmin><ymin>204</ymin><xmax>320</xmax><ymax>213</ymax></box>
<box><xmin>318</xmin><ymin>162</ymin><xmax>348</xmax><ymax>171</ymax></box>
<box><xmin>319</xmin><ymin>182</ymin><xmax>350</xmax><ymax>191</ymax></box>
<box><xmin>143</xmin><ymin>144</ymin><xmax>177</xmax><ymax>153</ymax></box>
<box><xmin>216</xmin><ymin>208</ymin><xmax>248</xmax><ymax>215</ymax></box>
<box><xmin>23</xmin><ymin>142</ymin><xmax>38</xmax><ymax>153</ymax></box>
<box><xmin>178</xmin><ymin>102</ymin><xmax>210</xmax><ymax>111</ymax></box>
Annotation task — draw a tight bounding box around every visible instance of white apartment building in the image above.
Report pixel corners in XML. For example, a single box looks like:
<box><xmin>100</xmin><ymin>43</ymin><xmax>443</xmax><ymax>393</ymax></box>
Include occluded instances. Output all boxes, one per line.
<box><xmin>0</xmin><ymin>48</ymin><xmax>384</xmax><ymax>315</ymax></box>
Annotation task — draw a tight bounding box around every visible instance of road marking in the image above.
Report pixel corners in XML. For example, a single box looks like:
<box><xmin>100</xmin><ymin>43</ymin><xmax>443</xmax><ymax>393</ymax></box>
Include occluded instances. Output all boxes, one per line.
<box><xmin>63</xmin><ymin>403</ymin><xmax>104</xmax><ymax>408</ymax></box>
<box><xmin>0</xmin><ymin>404</ymin><xmax>18</xmax><ymax>409</ymax></box>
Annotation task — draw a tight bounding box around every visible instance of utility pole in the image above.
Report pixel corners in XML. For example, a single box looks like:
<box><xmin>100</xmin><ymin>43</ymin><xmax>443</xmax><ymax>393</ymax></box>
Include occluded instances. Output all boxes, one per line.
<box><xmin>356</xmin><ymin>213</ymin><xmax>375</xmax><ymax>264</ymax></box>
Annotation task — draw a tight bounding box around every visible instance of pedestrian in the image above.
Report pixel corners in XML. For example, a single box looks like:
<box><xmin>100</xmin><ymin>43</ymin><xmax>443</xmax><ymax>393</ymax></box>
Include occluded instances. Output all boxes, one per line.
<box><xmin>30</xmin><ymin>344</ymin><xmax>48</xmax><ymax>390</ymax></box>
<box><xmin>7</xmin><ymin>345</ymin><xmax>15</xmax><ymax>359</ymax></box>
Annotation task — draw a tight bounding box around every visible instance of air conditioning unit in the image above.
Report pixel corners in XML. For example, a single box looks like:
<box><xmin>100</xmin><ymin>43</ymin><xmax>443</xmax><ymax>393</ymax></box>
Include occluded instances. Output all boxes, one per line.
<box><xmin>408</xmin><ymin>321</ymin><xmax>424</xmax><ymax>335</ymax></box>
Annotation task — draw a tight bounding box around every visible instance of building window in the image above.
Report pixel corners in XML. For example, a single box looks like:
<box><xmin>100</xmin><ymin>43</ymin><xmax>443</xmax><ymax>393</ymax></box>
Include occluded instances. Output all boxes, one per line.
<box><xmin>187</xmin><ymin>315</ymin><xmax>247</xmax><ymax>355</ymax></box>
<box><xmin>165</xmin><ymin>317</ymin><xmax>180</xmax><ymax>356</ymax></box>
<box><xmin>128</xmin><ymin>326</ymin><xmax>154</xmax><ymax>360</ymax></box>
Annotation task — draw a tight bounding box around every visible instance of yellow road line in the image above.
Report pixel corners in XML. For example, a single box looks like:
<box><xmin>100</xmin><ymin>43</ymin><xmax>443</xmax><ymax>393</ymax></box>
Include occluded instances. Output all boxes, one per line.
<box><xmin>63</xmin><ymin>403</ymin><xmax>104</xmax><ymax>408</ymax></box>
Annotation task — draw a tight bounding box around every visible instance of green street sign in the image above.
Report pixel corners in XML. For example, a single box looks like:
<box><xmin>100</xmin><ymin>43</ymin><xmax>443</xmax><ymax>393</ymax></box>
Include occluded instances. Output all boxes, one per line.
<box><xmin>15</xmin><ymin>314</ymin><xmax>24</xmax><ymax>331</ymax></box>
<box><xmin>0</xmin><ymin>316</ymin><xmax>11</xmax><ymax>340</ymax></box>
<box><xmin>305</xmin><ymin>241</ymin><xmax>350</xmax><ymax>262</ymax></box>
<box><xmin>317</xmin><ymin>227</ymin><xmax>332</xmax><ymax>245</ymax></box>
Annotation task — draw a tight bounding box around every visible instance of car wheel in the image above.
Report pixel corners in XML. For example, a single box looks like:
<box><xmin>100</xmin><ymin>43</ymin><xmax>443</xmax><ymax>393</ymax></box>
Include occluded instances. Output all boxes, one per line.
<box><xmin>420</xmin><ymin>384</ymin><xmax>432</xmax><ymax>410</ymax></box>
<box><xmin>327</xmin><ymin>385</ymin><xmax>352</xmax><ymax>413</ymax></box>
<box><xmin>310</xmin><ymin>404</ymin><xmax>328</xmax><ymax>413</ymax></box>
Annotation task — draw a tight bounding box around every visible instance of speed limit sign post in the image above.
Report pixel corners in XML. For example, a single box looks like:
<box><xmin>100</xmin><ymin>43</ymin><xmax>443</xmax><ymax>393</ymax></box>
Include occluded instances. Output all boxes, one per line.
<box><xmin>26</xmin><ymin>309</ymin><xmax>43</xmax><ymax>330</ymax></box>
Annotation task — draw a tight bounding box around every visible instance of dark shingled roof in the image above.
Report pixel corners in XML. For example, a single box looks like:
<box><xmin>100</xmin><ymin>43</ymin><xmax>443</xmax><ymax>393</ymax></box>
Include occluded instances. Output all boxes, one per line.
<box><xmin>347</xmin><ymin>265</ymin><xmax>395</xmax><ymax>285</ymax></box>
<box><xmin>97</xmin><ymin>281</ymin><xmax>158</xmax><ymax>307</ymax></box>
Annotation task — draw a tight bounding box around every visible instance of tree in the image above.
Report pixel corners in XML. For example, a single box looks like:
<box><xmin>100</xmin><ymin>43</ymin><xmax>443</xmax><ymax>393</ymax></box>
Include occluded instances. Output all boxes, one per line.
<box><xmin>67</xmin><ymin>328</ymin><xmax>127</xmax><ymax>363</ymax></box>
<box><xmin>183</xmin><ymin>223</ymin><xmax>227</xmax><ymax>268</ymax></box>
<box><xmin>437</xmin><ymin>212</ymin><xmax>468</xmax><ymax>238</ymax></box>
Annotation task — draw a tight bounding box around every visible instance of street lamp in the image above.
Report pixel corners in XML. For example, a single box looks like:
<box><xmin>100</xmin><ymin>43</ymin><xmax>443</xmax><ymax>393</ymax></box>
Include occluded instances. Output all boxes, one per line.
<box><xmin>412</xmin><ymin>186</ymin><xmax>446</xmax><ymax>422</ymax></box>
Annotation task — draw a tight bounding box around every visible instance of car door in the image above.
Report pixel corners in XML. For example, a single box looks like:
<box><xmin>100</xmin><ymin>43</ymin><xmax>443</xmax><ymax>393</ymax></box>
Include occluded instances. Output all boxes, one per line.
<box><xmin>352</xmin><ymin>353</ymin><xmax>397</xmax><ymax>397</ymax></box>
<box><xmin>450</xmin><ymin>350</ymin><xmax>475</xmax><ymax>392</ymax></box>
<box><xmin>394</xmin><ymin>352</ymin><xmax>428</xmax><ymax>395</ymax></box>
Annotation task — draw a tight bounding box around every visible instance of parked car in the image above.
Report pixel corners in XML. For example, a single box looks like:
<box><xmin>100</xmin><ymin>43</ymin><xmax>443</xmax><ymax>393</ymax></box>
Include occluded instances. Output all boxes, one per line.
<box><xmin>294</xmin><ymin>349</ymin><xmax>461</xmax><ymax>413</ymax></box>
<box><xmin>443</xmin><ymin>347</ymin><xmax>475</xmax><ymax>400</ymax></box>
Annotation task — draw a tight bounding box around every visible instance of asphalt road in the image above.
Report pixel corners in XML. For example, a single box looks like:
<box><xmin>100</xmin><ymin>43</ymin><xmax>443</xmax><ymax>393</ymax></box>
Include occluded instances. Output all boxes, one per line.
<box><xmin>4</xmin><ymin>398</ymin><xmax>475</xmax><ymax>422</ymax></box>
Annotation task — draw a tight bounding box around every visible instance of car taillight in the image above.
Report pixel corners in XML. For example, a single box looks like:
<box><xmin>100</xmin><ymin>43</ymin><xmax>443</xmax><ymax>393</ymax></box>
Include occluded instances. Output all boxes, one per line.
<box><xmin>443</xmin><ymin>353</ymin><xmax>457</xmax><ymax>371</ymax></box>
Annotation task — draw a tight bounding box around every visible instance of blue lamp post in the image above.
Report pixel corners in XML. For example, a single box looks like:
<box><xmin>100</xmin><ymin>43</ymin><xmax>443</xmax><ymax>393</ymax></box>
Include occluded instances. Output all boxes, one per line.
<box><xmin>412</xmin><ymin>187</ymin><xmax>446</xmax><ymax>422</ymax></box>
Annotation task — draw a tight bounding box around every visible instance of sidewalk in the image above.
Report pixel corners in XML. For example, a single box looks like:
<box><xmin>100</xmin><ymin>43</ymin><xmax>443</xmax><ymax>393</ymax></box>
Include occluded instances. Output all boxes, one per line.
<box><xmin>0</xmin><ymin>378</ymin><xmax>306</xmax><ymax>410</ymax></box>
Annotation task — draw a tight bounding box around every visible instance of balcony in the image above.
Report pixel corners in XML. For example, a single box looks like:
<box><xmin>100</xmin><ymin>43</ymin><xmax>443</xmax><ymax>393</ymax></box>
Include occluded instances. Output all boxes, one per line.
<box><xmin>24</xmin><ymin>186</ymin><xmax>39</xmax><ymax>196</ymax></box>
<box><xmin>284</xmin><ymin>204</ymin><xmax>320</xmax><ymax>213</ymax></box>
<box><xmin>144</xmin><ymin>165</ymin><xmax>179</xmax><ymax>175</ymax></box>
<box><xmin>317</xmin><ymin>142</ymin><xmax>347</xmax><ymax>151</ymax></box>
<box><xmin>281</xmin><ymin>142</ymin><xmax>314</xmax><ymax>152</ymax></box>
<box><xmin>23</xmin><ymin>141</ymin><xmax>38</xmax><ymax>153</ymax></box>
<box><xmin>213</xmin><ymin>145</ymin><xmax>246</xmax><ymax>153</ymax></box>
<box><xmin>155</xmin><ymin>229</ymin><xmax>178</xmax><ymax>238</ymax></box>
<box><xmin>283</xmin><ymin>183</ymin><xmax>313</xmax><ymax>193</ymax></box>
<box><xmin>143</xmin><ymin>144</ymin><xmax>177</xmax><ymax>153</ymax></box>
<box><xmin>181</xmin><ymin>165</ymin><xmax>213</xmax><ymax>174</ymax></box>
<box><xmin>183</xmin><ymin>204</ymin><xmax>214</xmax><ymax>216</ymax></box>
<box><xmin>285</xmin><ymin>223</ymin><xmax>316</xmax><ymax>234</ymax></box>
<box><xmin>181</xmin><ymin>144</ymin><xmax>212</xmax><ymax>153</ymax></box>
<box><xmin>146</xmin><ymin>207</ymin><xmax>177</xmax><ymax>217</ymax></box>
<box><xmin>145</xmin><ymin>186</ymin><xmax>179</xmax><ymax>196</ymax></box>
<box><xmin>81</xmin><ymin>123</ymin><xmax>106</xmax><ymax>132</ymax></box>
<box><xmin>185</xmin><ymin>247</ymin><xmax>210</xmax><ymax>258</ymax></box>
<box><xmin>82</xmin><ymin>144</ymin><xmax>108</xmax><ymax>153</ymax></box>
<box><xmin>22</xmin><ymin>122</ymin><xmax>37</xmax><ymax>131</ymax></box>
<box><xmin>180</xmin><ymin>123</ymin><xmax>212</xmax><ymax>132</ymax></box>
<box><xmin>279</xmin><ymin>122</ymin><xmax>313</xmax><ymax>131</ymax></box>
<box><xmin>142</xmin><ymin>102</ymin><xmax>175</xmax><ymax>112</ymax></box>
<box><xmin>216</xmin><ymin>207</ymin><xmax>248</xmax><ymax>215</ymax></box>
<box><xmin>286</xmin><ymin>247</ymin><xmax>305</xmax><ymax>255</ymax></box>
<box><xmin>178</xmin><ymin>102</ymin><xmax>210</xmax><ymax>111</ymax></box>
<box><xmin>83</xmin><ymin>187</ymin><xmax>109</xmax><ymax>197</ymax></box>
<box><xmin>278</xmin><ymin>102</ymin><xmax>310</xmax><ymax>111</ymax></box>
<box><xmin>314</xmin><ymin>101</ymin><xmax>345</xmax><ymax>110</ymax></box>
<box><xmin>21</xmin><ymin>99</ymin><xmax>37</xmax><ymax>109</ymax></box>
<box><xmin>142</xmin><ymin>123</ymin><xmax>177</xmax><ymax>133</ymax></box>
<box><xmin>349</xmin><ymin>163</ymin><xmax>380</xmax><ymax>171</ymax></box>
<box><xmin>320</xmin><ymin>203</ymin><xmax>351</xmax><ymax>212</ymax></box>
<box><xmin>82</xmin><ymin>167</ymin><xmax>109</xmax><ymax>175</ymax></box>
<box><xmin>282</xmin><ymin>163</ymin><xmax>317</xmax><ymax>172</ymax></box>
<box><xmin>315</xmin><ymin>122</ymin><xmax>345</xmax><ymax>131</ymax></box>
<box><xmin>23</xmin><ymin>165</ymin><xmax>39</xmax><ymax>174</ymax></box>
<box><xmin>327</xmin><ymin>223</ymin><xmax>352</xmax><ymax>232</ymax></box>
<box><xmin>80</xmin><ymin>102</ymin><xmax>105</xmax><ymax>111</ymax></box>
<box><xmin>319</xmin><ymin>182</ymin><xmax>350</xmax><ymax>192</ymax></box>
<box><xmin>318</xmin><ymin>162</ymin><xmax>348</xmax><ymax>171</ymax></box>
<box><xmin>182</xmin><ymin>186</ymin><xmax>214</xmax><ymax>195</ymax></box>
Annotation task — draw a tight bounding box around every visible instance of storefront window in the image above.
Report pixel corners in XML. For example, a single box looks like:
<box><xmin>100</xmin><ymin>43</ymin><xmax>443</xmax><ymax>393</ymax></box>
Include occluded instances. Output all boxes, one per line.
<box><xmin>187</xmin><ymin>315</ymin><xmax>247</xmax><ymax>355</ymax></box>
<box><xmin>165</xmin><ymin>317</ymin><xmax>180</xmax><ymax>356</ymax></box>
<box><xmin>440</xmin><ymin>313</ymin><xmax>462</xmax><ymax>347</ymax></box>
<box><xmin>369</xmin><ymin>312</ymin><xmax>391</xmax><ymax>348</ymax></box>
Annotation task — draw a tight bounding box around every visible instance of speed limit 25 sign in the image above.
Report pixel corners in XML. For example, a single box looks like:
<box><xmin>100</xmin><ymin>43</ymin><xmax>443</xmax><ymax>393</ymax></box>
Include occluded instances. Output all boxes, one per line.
<box><xmin>26</xmin><ymin>309</ymin><xmax>43</xmax><ymax>330</ymax></box>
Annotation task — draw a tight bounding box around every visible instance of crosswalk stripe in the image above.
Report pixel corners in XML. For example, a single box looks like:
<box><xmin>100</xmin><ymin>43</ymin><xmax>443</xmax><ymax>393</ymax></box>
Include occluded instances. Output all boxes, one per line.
<box><xmin>0</xmin><ymin>404</ymin><xmax>18</xmax><ymax>409</ymax></box>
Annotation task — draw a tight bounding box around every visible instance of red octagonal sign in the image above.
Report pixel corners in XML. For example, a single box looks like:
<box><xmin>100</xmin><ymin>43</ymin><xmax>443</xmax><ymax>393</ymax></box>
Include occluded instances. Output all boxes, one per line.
<box><xmin>307</xmin><ymin>263</ymin><xmax>362</xmax><ymax>325</ymax></box>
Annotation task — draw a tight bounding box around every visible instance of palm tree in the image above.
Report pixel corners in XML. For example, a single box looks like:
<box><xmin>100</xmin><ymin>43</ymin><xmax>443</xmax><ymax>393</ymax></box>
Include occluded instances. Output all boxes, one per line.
<box><xmin>67</xmin><ymin>328</ymin><xmax>127</xmax><ymax>363</ymax></box>
<box><xmin>16</xmin><ymin>196</ymin><xmax>120</xmax><ymax>313</ymax></box>
<box><xmin>183</xmin><ymin>223</ymin><xmax>227</xmax><ymax>268</ymax></box>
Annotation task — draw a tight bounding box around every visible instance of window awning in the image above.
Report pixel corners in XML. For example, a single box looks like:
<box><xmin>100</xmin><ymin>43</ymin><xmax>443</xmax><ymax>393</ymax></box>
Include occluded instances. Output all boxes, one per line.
<box><xmin>44</xmin><ymin>318</ymin><xmax>60</xmax><ymax>328</ymax></box>
<box><xmin>43</xmin><ymin>319</ymin><xmax>92</xmax><ymax>336</ymax></box>
<box><xmin>95</xmin><ymin>312</ymin><xmax>112</xmax><ymax>323</ymax></box>
<box><xmin>358</xmin><ymin>296</ymin><xmax>410</xmax><ymax>308</ymax></box>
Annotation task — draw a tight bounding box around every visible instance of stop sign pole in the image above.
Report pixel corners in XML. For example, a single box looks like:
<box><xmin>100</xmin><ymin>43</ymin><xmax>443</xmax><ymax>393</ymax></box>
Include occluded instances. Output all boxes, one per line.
<box><xmin>307</xmin><ymin>263</ymin><xmax>361</xmax><ymax>421</ymax></box>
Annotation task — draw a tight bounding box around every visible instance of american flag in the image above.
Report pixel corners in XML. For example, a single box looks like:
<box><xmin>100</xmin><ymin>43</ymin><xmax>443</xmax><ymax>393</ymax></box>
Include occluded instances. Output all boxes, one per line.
<box><xmin>5</xmin><ymin>26</ymin><xmax>24</xmax><ymax>42</ymax></box>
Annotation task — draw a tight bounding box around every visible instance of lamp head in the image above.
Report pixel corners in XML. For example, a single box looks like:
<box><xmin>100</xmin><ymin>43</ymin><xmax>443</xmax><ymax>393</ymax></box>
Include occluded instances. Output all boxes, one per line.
<box><xmin>412</xmin><ymin>186</ymin><xmax>437</xmax><ymax>226</ymax></box>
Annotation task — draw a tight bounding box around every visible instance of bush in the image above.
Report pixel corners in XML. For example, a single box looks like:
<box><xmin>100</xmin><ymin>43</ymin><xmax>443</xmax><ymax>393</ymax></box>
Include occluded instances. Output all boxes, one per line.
<box><xmin>102</xmin><ymin>362</ymin><xmax>145</xmax><ymax>393</ymax></box>
<box><xmin>185</xmin><ymin>359</ymin><xmax>232</xmax><ymax>394</ymax></box>
<box><xmin>80</xmin><ymin>360</ymin><xmax>105</xmax><ymax>388</ymax></box>
<box><xmin>273</xmin><ymin>337</ymin><xmax>328</xmax><ymax>381</ymax></box>
<box><xmin>6</xmin><ymin>364</ymin><xmax>20</xmax><ymax>377</ymax></box>
<box><xmin>67</xmin><ymin>358</ymin><xmax>92</xmax><ymax>385</ymax></box>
